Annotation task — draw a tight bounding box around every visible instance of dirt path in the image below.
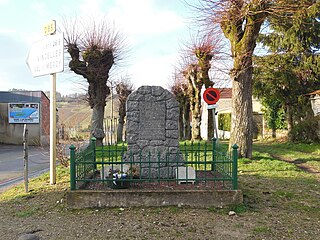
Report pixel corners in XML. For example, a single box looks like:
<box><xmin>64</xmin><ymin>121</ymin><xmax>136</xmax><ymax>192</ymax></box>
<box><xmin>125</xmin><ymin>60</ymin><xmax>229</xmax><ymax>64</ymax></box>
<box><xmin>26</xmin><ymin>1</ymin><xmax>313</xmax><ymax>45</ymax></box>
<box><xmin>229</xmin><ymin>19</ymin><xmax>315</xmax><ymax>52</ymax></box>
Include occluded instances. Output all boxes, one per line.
<box><xmin>270</xmin><ymin>153</ymin><xmax>320</xmax><ymax>179</ymax></box>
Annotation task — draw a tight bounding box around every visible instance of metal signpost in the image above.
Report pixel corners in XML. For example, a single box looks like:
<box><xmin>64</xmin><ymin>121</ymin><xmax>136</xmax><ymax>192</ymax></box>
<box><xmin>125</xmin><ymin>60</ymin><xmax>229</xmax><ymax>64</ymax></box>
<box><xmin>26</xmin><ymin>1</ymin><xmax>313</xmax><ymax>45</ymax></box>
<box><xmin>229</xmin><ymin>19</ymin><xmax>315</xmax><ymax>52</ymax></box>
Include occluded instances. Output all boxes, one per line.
<box><xmin>203</xmin><ymin>88</ymin><xmax>221</xmax><ymax>140</ymax></box>
<box><xmin>26</xmin><ymin>20</ymin><xmax>64</xmax><ymax>185</ymax></box>
<box><xmin>23</xmin><ymin>124</ymin><xmax>28</xmax><ymax>192</ymax></box>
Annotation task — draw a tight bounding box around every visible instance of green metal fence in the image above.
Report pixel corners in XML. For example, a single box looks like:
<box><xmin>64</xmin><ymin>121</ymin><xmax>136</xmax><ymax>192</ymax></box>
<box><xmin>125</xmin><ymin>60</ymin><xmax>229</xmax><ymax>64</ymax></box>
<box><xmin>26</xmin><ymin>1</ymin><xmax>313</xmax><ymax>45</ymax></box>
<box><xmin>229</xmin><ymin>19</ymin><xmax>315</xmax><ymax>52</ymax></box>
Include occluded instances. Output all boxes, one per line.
<box><xmin>70</xmin><ymin>138</ymin><xmax>238</xmax><ymax>191</ymax></box>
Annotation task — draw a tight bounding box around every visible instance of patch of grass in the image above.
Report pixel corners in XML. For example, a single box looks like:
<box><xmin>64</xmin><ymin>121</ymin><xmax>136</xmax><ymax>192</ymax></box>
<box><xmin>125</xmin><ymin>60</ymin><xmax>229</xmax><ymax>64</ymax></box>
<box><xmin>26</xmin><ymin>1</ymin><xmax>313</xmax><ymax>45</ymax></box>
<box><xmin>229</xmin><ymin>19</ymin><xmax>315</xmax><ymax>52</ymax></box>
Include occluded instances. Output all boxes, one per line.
<box><xmin>239</xmin><ymin>158</ymin><xmax>253</xmax><ymax>164</ymax></box>
<box><xmin>229</xmin><ymin>203</ymin><xmax>248</xmax><ymax>214</ymax></box>
<box><xmin>239</xmin><ymin>157</ymin><xmax>301</xmax><ymax>178</ymax></box>
<box><xmin>239</xmin><ymin>141</ymin><xmax>319</xmax><ymax>214</ymax></box>
<box><xmin>273</xmin><ymin>190</ymin><xmax>295</xmax><ymax>200</ymax></box>
<box><xmin>253</xmin><ymin>226</ymin><xmax>271</xmax><ymax>234</ymax></box>
<box><xmin>288</xmin><ymin>202</ymin><xmax>320</xmax><ymax>213</ymax></box>
<box><xmin>0</xmin><ymin>165</ymin><xmax>69</xmax><ymax>202</ymax></box>
<box><xmin>307</xmin><ymin>160</ymin><xmax>320</xmax><ymax>172</ymax></box>
<box><xmin>187</xmin><ymin>227</ymin><xmax>196</xmax><ymax>233</ymax></box>
<box><xmin>16</xmin><ymin>207</ymin><xmax>39</xmax><ymax>218</ymax></box>
<box><xmin>254</xmin><ymin>141</ymin><xmax>320</xmax><ymax>155</ymax></box>
<box><xmin>152</xmin><ymin>208</ymin><xmax>162</xmax><ymax>214</ymax></box>
<box><xmin>253</xmin><ymin>141</ymin><xmax>320</xmax><ymax>171</ymax></box>
<box><xmin>168</xmin><ymin>206</ymin><xmax>180</xmax><ymax>213</ymax></box>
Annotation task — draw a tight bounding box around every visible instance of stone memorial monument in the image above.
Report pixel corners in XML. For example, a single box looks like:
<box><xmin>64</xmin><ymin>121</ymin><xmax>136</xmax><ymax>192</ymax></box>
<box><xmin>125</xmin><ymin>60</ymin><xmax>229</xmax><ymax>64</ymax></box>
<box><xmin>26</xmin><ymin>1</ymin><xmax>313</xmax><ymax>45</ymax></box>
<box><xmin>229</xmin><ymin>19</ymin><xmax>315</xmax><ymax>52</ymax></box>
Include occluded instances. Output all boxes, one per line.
<box><xmin>124</xmin><ymin>86</ymin><xmax>184</xmax><ymax>178</ymax></box>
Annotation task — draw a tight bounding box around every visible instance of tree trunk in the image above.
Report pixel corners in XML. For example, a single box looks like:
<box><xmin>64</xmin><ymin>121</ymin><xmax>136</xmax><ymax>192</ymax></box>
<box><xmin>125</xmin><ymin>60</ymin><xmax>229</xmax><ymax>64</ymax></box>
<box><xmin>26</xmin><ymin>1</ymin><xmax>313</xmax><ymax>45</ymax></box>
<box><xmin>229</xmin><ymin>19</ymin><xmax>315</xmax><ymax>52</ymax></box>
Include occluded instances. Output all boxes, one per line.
<box><xmin>117</xmin><ymin>121</ymin><xmax>124</xmax><ymax>142</ymax></box>
<box><xmin>91</xmin><ymin>103</ymin><xmax>105</xmax><ymax>146</ymax></box>
<box><xmin>230</xmin><ymin>72</ymin><xmax>253</xmax><ymax>158</ymax></box>
<box><xmin>191</xmin><ymin>89</ymin><xmax>202</xmax><ymax>141</ymax></box>
<box><xmin>89</xmin><ymin>77</ymin><xmax>110</xmax><ymax>147</ymax></box>
<box><xmin>272</xmin><ymin>128</ymin><xmax>277</xmax><ymax>138</ymax></box>
<box><xmin>286</xmin><ymin>104</ymin><xmax>294</xmax><ymax>141</ymax></box>
<box><xmin>117</xmin><ymin>101</ymin><xmax>126</xmax><ymax>142</ymax></box>
<box><xmin>221</xmin><ymin>13</ymin><xmax>265</xmax><ymax>158</ymax></box>
<box><xmin>179</xmin><ymin>105</ymin><xmax>184</xmax><ymax>140</ymax></box>
<box><xmin>184</xmin><ymin>102</ymin><xmax>191</xmax><ymax>140</ymax></box>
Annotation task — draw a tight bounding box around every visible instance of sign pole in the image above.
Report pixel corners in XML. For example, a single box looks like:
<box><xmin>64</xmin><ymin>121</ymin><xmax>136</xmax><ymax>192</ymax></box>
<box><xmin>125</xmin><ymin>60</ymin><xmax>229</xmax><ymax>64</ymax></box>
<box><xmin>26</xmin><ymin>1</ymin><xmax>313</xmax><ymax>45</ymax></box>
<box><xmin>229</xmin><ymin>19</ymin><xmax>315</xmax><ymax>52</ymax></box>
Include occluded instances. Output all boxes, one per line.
<box><xmin>45</xmin><ymin>19</ymin><xmax>58</xmax><ymax>185</ymax></box>
<box><xmin>203</xmin><ymin>87</ymin><xmax>221</xmax><ymax>143</ymax></box>
<box><xmin>26</xmin><ymin>19</ymin><xmax>64</xmax><ymax>186</ymax></box>
<box><xmin>50</xmin><ymin>73</ymin><xmax>57</xmax><ymax>185</ymax></box>
<box><xmin>212</xmin><ymin>107</ymin><xmax>218</xmax><ymax>143</ymax></box>
<box><xmin>23</xmin><ymin>124</ymin><xmax>29</xmax><ymax>192</ymax></box>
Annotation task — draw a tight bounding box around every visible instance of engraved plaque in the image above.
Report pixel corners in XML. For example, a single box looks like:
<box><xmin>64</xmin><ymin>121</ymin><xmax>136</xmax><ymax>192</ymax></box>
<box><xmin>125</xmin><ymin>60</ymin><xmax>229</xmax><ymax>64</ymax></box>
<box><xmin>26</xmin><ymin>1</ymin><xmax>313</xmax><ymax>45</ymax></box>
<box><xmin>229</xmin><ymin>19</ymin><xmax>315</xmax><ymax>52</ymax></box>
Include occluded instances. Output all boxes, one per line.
<box><xmin>139</xmin><ymin>101</ymin><xmax>165</xmax><ymax>140</ymax></box>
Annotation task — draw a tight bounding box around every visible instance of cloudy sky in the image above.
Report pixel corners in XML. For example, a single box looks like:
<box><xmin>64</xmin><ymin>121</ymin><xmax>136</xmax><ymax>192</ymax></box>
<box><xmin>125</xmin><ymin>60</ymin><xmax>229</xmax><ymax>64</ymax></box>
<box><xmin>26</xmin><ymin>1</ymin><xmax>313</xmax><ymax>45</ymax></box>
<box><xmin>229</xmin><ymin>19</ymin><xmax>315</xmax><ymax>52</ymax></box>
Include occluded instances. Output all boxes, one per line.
<box><xmin>0</xmin><ymin>0</ymin><xmax>231</xmax><ymax>95</ymax></box>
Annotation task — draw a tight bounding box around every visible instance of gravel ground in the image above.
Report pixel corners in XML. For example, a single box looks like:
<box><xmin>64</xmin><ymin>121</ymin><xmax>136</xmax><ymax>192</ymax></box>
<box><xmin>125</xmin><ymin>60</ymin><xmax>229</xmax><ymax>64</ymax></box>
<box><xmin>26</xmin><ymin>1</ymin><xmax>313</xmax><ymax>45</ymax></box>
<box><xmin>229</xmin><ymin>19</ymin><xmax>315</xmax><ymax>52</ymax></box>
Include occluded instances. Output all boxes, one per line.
<box><xmin>0</xmin><ymin>187</ymin><xmax>319</xmax><ymax>240</ymax></box>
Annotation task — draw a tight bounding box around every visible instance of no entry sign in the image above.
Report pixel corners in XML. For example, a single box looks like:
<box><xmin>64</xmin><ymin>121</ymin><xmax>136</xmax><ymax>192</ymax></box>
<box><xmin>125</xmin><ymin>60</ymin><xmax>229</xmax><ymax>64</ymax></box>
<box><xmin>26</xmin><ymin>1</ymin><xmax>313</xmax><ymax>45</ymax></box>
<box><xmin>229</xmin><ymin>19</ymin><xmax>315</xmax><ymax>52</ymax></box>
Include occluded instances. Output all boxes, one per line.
<box><xmin>203</xmin><ymin>88</ymin><xmax>220</xmax><ymax>105</ymax></box>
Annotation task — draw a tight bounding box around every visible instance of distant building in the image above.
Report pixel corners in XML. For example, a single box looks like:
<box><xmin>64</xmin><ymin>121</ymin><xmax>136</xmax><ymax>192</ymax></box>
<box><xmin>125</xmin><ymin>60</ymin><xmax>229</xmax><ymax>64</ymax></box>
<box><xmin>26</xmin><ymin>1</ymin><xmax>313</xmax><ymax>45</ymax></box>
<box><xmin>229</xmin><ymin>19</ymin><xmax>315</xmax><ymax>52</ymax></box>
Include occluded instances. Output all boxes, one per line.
<box><xmin>307</xmin><ymin>90</ymin><xmax>320</xmax><ymax>116</ymax></box>
<box><xmin>306</xmin><ymin>90</ymin><xmax>320</xmax><ymax>139</ymax></box>
<box><xmin>0</xmin><ymin>91</ymin><xmax>50</xmax><ymax>146</ymax></box>
<box><xmin>200</xmin><ymin>88</ymin><xmax>264</xmax><ymax>140</ymax></box>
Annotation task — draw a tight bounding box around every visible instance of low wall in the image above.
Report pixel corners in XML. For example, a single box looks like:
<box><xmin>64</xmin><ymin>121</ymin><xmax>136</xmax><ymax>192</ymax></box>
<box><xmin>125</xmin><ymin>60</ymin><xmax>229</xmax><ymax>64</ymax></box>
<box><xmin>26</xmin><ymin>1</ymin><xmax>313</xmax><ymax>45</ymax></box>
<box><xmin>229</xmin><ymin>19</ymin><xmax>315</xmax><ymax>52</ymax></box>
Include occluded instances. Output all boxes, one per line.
<box><xmin>66</xmin><ymin>189</ymin><xmax>243</xmax><ymax>209</ymax></box>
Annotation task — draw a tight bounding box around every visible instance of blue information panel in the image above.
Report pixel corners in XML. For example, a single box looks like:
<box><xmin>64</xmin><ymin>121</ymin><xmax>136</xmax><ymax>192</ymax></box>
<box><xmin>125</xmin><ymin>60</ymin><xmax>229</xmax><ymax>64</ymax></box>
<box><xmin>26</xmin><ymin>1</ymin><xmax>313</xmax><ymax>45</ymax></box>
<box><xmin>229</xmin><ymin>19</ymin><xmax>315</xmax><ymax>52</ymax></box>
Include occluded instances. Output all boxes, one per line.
<box><xmin>8</xmin><ymin>103</ymin><xmax>40</xmax><ymax>124</ymax></box>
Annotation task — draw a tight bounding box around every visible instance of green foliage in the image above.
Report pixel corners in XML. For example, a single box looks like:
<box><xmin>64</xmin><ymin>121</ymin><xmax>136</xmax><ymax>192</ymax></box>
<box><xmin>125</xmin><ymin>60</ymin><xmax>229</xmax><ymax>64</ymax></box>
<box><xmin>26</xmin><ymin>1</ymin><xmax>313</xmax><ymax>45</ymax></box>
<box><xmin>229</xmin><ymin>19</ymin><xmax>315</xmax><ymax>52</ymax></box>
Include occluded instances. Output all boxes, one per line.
<box><xmin>253</xmin><ymin>2</ymin><xmax>320</xmax><ymax>137</ymax></box>
<box><xmin>260</xmin><ymin>98</ymin><xmax>287</xmax><ymax>130</ymax></box>
<box><xmin>218</xmin><ymin>113</ymin><xmax>231</xmax><ymax>131</ymax></box>
<box><xmin>16</xmin><ymin>207</ymin><xmax>39</xmax><ymax>218</ymax></box>
<box><xmin>290</xmin><ymin>116</ymin><xmax>320</xmax><ymax>143</ymax></box>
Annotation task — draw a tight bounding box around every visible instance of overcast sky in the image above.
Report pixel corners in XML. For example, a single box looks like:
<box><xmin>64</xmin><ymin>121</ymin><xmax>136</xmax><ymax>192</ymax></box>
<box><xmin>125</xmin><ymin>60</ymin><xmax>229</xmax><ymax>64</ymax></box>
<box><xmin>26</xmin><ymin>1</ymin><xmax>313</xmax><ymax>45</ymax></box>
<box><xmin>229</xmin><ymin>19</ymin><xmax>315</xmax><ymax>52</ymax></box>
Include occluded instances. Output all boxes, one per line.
<box><xmin>0</xmin><ymin>0</ymin><xmax>236</xmax><ymax>96</ymax></box>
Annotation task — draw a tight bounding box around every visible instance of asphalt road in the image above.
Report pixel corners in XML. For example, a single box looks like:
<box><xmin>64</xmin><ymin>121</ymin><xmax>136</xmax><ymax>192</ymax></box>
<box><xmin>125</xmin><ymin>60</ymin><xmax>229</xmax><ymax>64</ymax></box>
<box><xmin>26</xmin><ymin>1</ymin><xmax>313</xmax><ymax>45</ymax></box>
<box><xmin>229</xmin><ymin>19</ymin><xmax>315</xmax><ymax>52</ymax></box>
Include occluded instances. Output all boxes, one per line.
<box><xmin>0</xmin><ymin>144</ymin><xmax>50</xmax><ymax>192</ymax></box>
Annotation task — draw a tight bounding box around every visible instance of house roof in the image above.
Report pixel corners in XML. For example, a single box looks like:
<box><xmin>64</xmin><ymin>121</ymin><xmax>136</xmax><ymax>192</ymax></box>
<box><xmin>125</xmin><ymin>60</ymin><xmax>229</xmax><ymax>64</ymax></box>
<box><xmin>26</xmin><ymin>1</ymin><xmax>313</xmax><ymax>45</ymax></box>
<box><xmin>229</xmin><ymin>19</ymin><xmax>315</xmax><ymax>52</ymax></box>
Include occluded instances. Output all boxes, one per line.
<box><xmin>0</xmin><ymin>91</ymin><xmax>46</xmax><ymax>103</ymax></box>
<box><xmin>306</xmin><ymin>90</ymin><xmax>320</xmax><ymax>96</ymax></box>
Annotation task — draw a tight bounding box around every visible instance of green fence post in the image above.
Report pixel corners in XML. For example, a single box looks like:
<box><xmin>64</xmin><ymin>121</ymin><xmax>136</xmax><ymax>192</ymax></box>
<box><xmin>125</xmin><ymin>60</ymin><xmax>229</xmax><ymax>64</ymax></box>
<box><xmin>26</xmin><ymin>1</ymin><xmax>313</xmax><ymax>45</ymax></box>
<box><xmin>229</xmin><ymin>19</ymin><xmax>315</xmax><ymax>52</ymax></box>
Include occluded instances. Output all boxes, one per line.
<box><xmin>232</xmin><ymin>144</ymin><xmax>239</xmax><ymax>190</ymax></box>
<box><xmin>211</xmin><ymin>138</ymin><xmax>217</xmax><ymax>171</ymax></box>
<box><xmin>69</xmin><ymin>144</ymin><xmax>76</xmax><ymax>190</ymax></box>
<box><xmin>91</xmin><ymin>137</ymin><xmax>96</xmax><ymax>170</ymax></box>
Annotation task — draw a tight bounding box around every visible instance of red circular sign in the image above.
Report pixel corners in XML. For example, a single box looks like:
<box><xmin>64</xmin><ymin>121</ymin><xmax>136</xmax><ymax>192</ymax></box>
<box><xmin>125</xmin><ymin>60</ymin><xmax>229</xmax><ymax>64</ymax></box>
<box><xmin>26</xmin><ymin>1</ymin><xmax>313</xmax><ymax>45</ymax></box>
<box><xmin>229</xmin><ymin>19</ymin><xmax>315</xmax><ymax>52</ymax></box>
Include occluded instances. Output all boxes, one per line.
<box><xmin>203</xmin><ymin>88</ymin><xmax>220</xmax><ymax>105</ymax></box>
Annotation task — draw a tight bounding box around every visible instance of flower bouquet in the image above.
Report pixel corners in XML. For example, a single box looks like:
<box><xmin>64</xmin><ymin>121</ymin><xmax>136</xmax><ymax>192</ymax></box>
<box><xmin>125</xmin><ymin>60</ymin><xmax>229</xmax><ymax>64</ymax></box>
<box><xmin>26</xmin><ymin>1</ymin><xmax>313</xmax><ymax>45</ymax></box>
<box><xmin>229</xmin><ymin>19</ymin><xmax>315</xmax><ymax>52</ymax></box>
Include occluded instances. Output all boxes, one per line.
<box><xmin>109</xmin><ymin>167</ymin><xmax>130</xmax><ymax>189</ymax></box>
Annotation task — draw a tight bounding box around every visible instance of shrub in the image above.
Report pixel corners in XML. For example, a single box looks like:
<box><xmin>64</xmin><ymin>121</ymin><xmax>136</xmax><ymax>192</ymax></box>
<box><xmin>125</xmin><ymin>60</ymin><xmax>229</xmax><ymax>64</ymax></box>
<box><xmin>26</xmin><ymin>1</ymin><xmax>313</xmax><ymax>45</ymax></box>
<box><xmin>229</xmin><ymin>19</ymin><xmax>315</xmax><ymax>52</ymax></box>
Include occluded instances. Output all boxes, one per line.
<box><xmin>218</xmin><ymin>113</ymin><xmax>231</xmax><ymax>131</ymax></box>
<box><xmin>290</xmin><ymin>116</ymin><xmax>320</xmax><ymax>143</ymax></box>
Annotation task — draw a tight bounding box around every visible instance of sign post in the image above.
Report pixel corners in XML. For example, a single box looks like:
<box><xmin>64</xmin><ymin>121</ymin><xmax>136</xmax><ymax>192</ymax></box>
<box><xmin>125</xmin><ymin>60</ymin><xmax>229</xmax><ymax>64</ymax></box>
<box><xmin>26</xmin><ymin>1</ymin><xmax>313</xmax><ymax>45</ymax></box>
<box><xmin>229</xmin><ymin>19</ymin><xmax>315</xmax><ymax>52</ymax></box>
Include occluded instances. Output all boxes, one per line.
<box><xmin>26</xmin><ymin>20</ymin><xmax>63</xmax><ymax>185</ymax></box>
<box><xmin>23</xmin><ymin>124</ymin><xmax>28</xmax><ymax>193</ymax></box>
<box><xmin>203</xmin><ymin>88</ymin><xmax>220</xmax><ymax>140</ymax></box>
<box><xmin>50</xmin><ymin>73</ymin><xmax>57</xmax><ymax>184</ymax></box>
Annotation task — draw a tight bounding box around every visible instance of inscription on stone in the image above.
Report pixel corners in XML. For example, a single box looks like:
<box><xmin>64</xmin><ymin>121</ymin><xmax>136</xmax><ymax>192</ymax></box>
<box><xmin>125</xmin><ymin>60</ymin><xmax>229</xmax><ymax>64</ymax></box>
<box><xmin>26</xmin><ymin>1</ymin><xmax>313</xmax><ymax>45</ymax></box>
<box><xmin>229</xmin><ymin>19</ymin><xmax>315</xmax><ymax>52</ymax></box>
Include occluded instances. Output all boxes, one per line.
<box><xmin>139</xmin><ymin>101</ymin><xmax>165</xmax><ymax>140</ymax></box>
<box><xmin>124</xmin><ymin>86</ymin><xmax>184</xmax><ymax>178</ymax></box>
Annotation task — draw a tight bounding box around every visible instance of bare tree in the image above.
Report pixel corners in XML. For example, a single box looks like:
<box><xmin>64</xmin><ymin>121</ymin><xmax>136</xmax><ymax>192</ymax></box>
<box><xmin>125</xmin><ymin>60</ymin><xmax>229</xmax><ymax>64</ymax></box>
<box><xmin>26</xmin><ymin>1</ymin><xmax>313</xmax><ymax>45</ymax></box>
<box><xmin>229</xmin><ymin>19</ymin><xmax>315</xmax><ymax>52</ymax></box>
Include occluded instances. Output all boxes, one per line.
<box><xmin>191</xmin><ymin>33</ymin><xmax>222</xmax><ymax>139</ymax></box>
<box><xmin>183</xmin><ymin>63</ymin><xmax>203</xmax><ymax>140</ymax></box>
<box><xmin>115</xmin><ymin>77</ymin><xmax>134</xmax><ymax>142</ymax></box>
<box><xmin>190</xmin><ymin>0</ymin><xmax>318</xmax><ymax>157</ymax></box>
<box><xmin>62</xmin><ymin>16</ymin><xmax>126</xmax><ymax>146</ymax></box>
<box><xmin>179</xmin><ymin>32</ymin><xmax>222</xmax><ymax>140</ymax></box>
<box><xmin>169</xmin><ymin>70</ymin><xmax>191</xmax><ymax>140</ymax></box>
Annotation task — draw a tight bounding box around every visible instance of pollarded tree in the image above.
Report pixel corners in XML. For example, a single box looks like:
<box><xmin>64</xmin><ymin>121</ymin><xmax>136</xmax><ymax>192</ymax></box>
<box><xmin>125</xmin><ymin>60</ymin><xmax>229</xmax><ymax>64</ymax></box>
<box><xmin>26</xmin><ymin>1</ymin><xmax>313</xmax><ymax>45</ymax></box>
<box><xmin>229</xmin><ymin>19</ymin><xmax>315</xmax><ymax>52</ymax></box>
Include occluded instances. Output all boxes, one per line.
<box><xmin>180</xmin><ymin>33</ymin><xmax>222</xmax><ymax>140</ymax></box>
<box><xmin>192</xmin><ymin>0</ymin><xmax>318</xmax><ymax>158</ymax></box>
<box><xmin>192</xmin><ymin>34</ymin><xmax>219</xmax><ymax>140</ymax></box>
<box><xmin>115</xmin><ymin>77</ymin><xmax>134</xmax><ymax>142</ymax></box>
<box><xmin>63</xmin><ymin>17</ymin><xmax>125</xmax><ymax>146</ymax></box>
<box><xmin>169</xmin><ymin>70</ymin><xmax>191</xmax><ymax>140</ymax></box>
<box><xmin>183</xmin><ymin>63</ymin><xmax>203</xmax><ymax>140</ymax></box>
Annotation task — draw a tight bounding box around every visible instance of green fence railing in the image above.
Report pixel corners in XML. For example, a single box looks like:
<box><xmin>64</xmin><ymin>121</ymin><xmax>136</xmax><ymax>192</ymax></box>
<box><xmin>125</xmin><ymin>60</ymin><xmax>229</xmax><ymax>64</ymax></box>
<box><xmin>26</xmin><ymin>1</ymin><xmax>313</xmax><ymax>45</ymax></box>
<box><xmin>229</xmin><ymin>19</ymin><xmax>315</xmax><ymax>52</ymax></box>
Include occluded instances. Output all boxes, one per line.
<box><xmin>70</xmin><ymin>138</ymin><xmax>239</xmax><ymax>191</ymax></box>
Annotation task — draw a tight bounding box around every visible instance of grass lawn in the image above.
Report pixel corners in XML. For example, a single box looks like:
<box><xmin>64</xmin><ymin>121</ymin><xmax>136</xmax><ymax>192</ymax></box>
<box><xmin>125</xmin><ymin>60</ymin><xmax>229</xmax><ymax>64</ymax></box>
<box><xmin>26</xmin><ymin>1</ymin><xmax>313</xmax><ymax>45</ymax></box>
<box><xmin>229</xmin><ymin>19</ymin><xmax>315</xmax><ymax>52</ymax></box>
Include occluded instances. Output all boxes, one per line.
<box><xmin>0</xmin><ymin>140</ymin><xmax>319</xmax><ymax>239</ymax></box>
